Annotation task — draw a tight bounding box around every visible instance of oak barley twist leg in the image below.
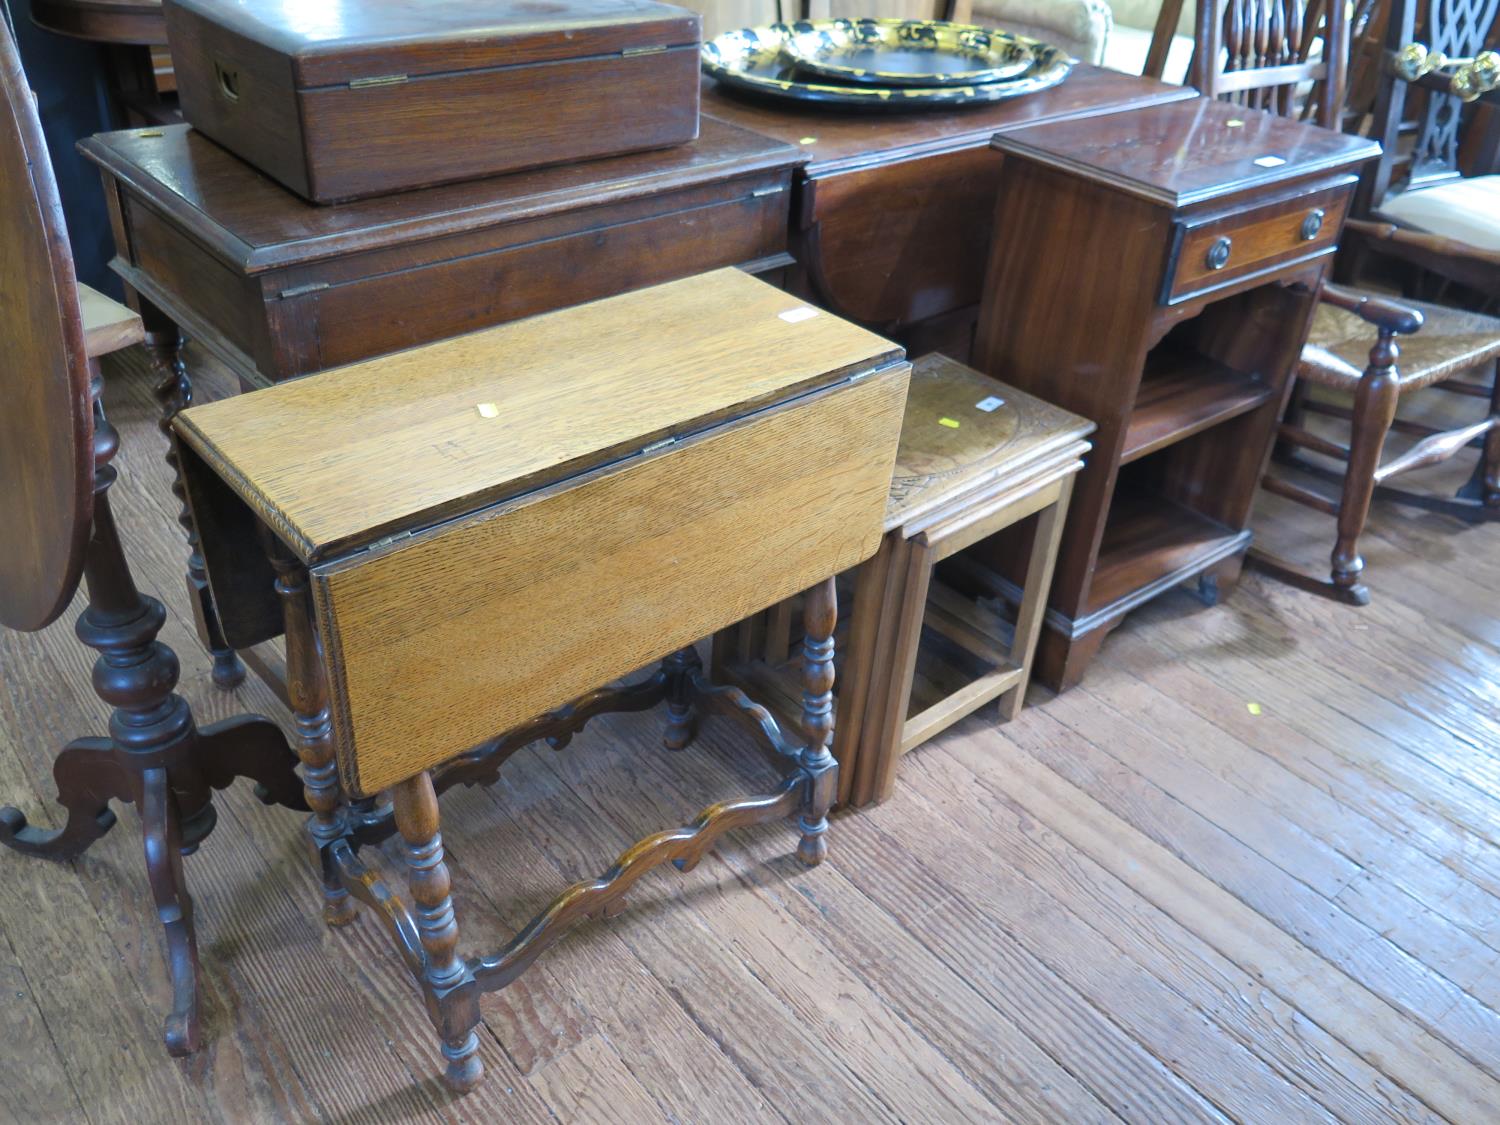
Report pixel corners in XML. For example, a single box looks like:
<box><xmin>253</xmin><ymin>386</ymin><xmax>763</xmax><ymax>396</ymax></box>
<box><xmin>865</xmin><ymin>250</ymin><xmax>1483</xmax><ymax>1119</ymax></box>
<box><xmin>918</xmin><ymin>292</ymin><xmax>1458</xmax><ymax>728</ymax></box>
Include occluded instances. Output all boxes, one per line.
<box><xmin>267</xmin><ymin>540</ymin><xmax>357</xmax><ymax>927</ymax></box>
<box><xmin>796</xmin><ymin>577</ymin><xmax>838</xmax><ymax>867</ymax></box>
<box><xmin>142</xmin><ymin>308</ymin><xmax>244</xmax><ymax>689</ymax></box>
<box><xmin>393</xmin><ymin>773</ymin><xmax>484</xmax><ymax>1093</ymax></box>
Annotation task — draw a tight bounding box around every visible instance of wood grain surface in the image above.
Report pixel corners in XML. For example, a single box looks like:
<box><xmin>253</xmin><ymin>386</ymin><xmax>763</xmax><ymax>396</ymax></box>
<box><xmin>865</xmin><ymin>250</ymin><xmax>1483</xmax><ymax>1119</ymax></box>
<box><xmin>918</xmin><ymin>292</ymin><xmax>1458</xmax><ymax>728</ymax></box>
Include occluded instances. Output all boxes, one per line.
<box><xmin>0</xmin><ymin>23</ymin><xmax>95</xmax><ymax>633</ymax></box>
<box><xmin>4</xmin><ymin>341</ymin><xmax>1500</xmax><ymax>1120</ymax></box>
<box><xmin>176</xmin><ymin>269</ymin><xmax>901</xmax><ymax>558</ymax></box>
<box><xmin>164</xmin><ymin>0</ymin><xmax>702</xmax><ymax>202</ymax></box>
<box><xmin>317</xmin><ymin>364</ymin><xmax>907</xmax><ymax>795</ymax></box>
<box><xmin>991</xmin><ymin>97</ymin><xmax>1379</xmax><ymax>209</ymax></box>
<box><xmin>78</xmin><ymin>282</ymin><xmax>144</xmax><ymax>358</ymax></box>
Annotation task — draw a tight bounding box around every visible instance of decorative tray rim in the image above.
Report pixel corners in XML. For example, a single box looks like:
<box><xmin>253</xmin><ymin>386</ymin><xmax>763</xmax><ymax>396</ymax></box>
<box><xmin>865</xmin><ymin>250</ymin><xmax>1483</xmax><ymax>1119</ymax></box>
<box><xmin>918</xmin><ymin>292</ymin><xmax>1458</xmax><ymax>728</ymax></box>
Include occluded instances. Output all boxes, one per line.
<box><xmin>701</xmin><ymin>20</ymin><xmax>1076</xmax><ymax>110</ymax></box>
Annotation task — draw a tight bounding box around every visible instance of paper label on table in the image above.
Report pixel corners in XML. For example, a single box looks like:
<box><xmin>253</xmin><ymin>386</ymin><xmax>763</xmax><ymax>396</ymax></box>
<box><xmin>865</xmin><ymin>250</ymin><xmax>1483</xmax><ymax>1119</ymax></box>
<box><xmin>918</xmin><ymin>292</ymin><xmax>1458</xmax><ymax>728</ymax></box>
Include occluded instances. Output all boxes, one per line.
<box><xmin>475</xmin><ymin>402</ymin><xmax>500</xmax><ymax>418</ymax></box>
<box><xmin>1253</xmin><ymin>155</ymin><xmax>1287</xmax><ymax>168</ymax></box>
<box><xmin>938</xmin><ymin>417</ymin><xmax>960</xmax><ymax>428</ymax></box>
<box><xmin>779</xmin><ymin>306</ymin><xmax>819</xmax><ymax>324</ymax></box>
<box><xmin>975</xmin><ymin>396</ymin><xmax>1005</xmax><ymax>412</ymax></box>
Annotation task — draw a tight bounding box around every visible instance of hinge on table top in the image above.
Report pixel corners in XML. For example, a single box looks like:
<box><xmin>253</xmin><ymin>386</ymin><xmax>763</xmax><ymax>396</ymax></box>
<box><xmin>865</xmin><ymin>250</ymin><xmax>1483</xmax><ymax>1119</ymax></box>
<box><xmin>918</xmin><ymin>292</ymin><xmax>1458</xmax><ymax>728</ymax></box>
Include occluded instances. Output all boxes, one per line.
<box><xmin>750</xmin><ymin>186</ymin><xmax>782</xmax><ymax>198</ymax></box>
<box><xmin>277</xmin><ymin>281</ymin><xmax>330</xmax><ymax>300</ymax></box>
<box><xmin>366</xmin><ymin>528</ymin><xmax>417</xmax><ymax>553</ymax></box>
<box><xmin>349</xmin><ymin>73</ymin><xmax>409</xmax><ymax>89</ymax></box>
<box><xmin>641</xmin><ymin>436</ymin><xmax>679</xmax><ymax>455</ymax></box>
<box><xmin>622</xmin><ymin>44</ymin><xmax>668</xmax><ymax>56</ymax></box>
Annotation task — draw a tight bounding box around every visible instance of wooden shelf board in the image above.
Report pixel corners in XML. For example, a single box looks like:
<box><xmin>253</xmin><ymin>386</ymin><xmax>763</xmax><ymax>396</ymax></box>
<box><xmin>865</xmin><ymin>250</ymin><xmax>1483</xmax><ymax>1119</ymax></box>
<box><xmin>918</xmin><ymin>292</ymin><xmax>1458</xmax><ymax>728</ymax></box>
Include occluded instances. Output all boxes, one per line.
<box><xmin>1085</xmin><ymin>488</ymin><xmax>1244</xmax><ymax>616</ymax></box>
<box><xmin>1121</xmin><ymin>353</ymin><xmax>1274</xmax><ymax>465</ymax></box>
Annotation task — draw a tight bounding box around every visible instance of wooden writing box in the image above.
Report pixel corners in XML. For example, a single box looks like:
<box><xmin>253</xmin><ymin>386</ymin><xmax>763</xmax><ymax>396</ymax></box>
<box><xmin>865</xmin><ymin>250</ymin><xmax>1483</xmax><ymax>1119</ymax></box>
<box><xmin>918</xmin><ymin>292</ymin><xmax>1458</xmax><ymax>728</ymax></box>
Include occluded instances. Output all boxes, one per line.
<box><xmin>174</xmin><ymin>269</ymin><xmax>909</xmax><ymax>796</ymax></box>
<box><xmin>164</xmin><ymin>0</ymin><xmax>702</xmax><ymax>203</ymax></box>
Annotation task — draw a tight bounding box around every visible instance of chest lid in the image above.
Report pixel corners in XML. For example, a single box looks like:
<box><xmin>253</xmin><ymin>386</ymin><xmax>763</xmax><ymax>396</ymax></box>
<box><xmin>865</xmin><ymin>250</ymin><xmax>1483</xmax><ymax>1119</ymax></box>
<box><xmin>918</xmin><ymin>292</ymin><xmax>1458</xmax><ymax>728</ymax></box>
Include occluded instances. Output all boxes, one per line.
<box><xmin>167</xmin><ymin>0</ymin><xmax>702</xmax><ymax>88</ymax></box>
<box><xmin>174</xmin><ymin>269</ymin><xmax>902</xmax><ymax>563</ymax></box>
<box><xmin>991</xmin><ymin>98</ymin><xmax>1379</xmax><ymax>209</ymax></box>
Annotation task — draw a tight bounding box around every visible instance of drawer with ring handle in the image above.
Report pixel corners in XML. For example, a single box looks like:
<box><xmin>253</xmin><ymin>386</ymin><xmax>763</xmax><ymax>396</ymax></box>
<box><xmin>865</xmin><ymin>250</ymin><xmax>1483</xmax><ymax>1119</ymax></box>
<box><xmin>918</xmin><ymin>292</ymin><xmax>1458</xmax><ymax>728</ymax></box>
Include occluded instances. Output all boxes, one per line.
<box><xmin>1162</xmin><ymin>179</ymin><xmax>1352</xmax><ymax>304</ymax></box>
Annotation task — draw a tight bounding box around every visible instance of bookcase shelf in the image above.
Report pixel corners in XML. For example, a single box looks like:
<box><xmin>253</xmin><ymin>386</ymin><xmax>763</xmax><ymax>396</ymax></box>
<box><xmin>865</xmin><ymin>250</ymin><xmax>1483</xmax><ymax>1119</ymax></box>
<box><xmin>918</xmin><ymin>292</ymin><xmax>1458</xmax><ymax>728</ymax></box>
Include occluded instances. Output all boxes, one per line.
<box><xmin>1085</xmin><ymin>486</ymin><xmax>1247</xmax><ymax>617</ymax></box>
<box><xmin>1122</xmin><ymin>353</ymin><xmax>1275</xmax><ymax>465</ymax></box>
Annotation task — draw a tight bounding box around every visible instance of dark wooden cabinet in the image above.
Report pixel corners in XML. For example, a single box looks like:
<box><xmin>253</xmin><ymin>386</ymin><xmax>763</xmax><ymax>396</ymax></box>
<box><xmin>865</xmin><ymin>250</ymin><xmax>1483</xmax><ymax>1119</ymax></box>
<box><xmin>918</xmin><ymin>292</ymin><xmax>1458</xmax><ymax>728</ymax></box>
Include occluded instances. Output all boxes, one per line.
<box><xmin>80</xmin><ymin>116</ymin><xmax>800</xmax><ymax>388</ymax></box>
<box><xmin>701</xmin><ymin>65</ymin><xmax>1197</xmax><ymax>347</ymax></box>
<box><xmin>968</xmin><ymin>98</ymin><xmax>1380</xmax><ymax>690</ymax></box>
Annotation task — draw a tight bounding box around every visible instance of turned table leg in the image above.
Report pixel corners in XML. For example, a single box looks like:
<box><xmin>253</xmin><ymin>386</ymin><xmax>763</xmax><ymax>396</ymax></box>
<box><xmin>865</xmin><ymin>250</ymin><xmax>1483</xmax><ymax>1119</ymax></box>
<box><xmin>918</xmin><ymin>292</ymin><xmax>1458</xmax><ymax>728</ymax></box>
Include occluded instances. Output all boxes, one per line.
<box><xmin>268</xmin><ymin>541</ymin><xmax>357</xmax><ymax>927</ymax></box>
<box><xmin>797</xmin><ymin>577</ymin><xmax>838</xmax><ymax>867</ymax></box>
<box><xmin>393</xmin><ymin>772</ymin><xmax>483</xmax><ymax>1093</ymax></box>
<box><xmin>661</xmin><ymin>647</ymin><xmax>701</xmax><ymax>751</ymax></box>
<box><xmin>141</xmin><ymin>303</ymin><xmax>244</xmax><ymax>689</ymax></box>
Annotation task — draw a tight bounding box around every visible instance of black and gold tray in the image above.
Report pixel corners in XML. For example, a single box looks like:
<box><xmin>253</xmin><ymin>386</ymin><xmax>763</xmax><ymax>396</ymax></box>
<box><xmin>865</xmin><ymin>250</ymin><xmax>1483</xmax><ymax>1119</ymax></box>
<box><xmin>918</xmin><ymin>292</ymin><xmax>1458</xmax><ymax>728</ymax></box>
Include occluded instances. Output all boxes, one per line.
<box><xmin>785</xmin><ymin>18</ymin><xmax>1035</xmax><ymax>87</ymax></box>
<box><xmin>701</xmin><ymin>20</ymin><xmax>1074</xmax><ymax>111</ymax></box>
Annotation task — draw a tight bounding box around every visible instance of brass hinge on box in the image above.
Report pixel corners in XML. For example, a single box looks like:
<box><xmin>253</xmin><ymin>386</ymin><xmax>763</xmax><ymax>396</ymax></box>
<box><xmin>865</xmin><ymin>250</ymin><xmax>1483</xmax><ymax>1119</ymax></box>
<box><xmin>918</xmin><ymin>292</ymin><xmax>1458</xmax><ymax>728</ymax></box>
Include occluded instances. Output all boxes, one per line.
<box><xmin>278</xmin><ymin>281</ymin><xmax>330</xmax><ymax>300</ymax></box>
<box><xmin>349</xmin><ymin>73</ymin><xmax>409</xmax><ymax>89</ymax></box>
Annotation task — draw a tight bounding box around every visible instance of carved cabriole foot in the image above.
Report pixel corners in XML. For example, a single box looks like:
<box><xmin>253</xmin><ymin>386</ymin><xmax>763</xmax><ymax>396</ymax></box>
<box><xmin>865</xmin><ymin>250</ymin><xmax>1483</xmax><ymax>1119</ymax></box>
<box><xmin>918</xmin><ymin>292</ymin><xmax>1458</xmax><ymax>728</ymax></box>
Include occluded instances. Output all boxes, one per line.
<box><xmin>143</xmin><ymin>313</ymin><xmax>245</xmax><ymax>690</ymax></box>
<box><xmin>0</xmin><ymin>738</ymin><xmax>125</xmax><ymax>858</ymax></box>
<box><xmin>267</xmin><ymin>539</ymin><xmax>357</xmax><ymax>927</ymax></box>
<box><xmin>141</xmin><ymin>766</ymin><xmax>201</xmax><ymax>1055</ymax></box>
<box><xmin>392</xmin><ymin>772</ymin><xmax>483</xmax><ymax>1094</ymax></box>
<box><xmin>661</xmin><ymin>647</ymin><xmax>701</xmax><ymax>751</ymax></box>
<box><xmin>795</xmin><ymin>577</ymin><xmax>838</xmax><ymax>867</ymax></box>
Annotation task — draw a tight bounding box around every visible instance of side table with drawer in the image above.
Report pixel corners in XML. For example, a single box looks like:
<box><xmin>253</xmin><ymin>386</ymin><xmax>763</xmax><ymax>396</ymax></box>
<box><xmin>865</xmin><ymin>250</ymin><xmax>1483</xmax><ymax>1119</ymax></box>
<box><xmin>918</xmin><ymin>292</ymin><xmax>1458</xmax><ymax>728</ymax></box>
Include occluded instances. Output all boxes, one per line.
<box><xmin>967</xmin><ymin>98</ymin><xmax>1380</xmax><ymax>691</ymax></box>
<box><xmin>172</xmin><ymin>269</ymin><xmax>910</xmax><ymax>1092</ymax></box>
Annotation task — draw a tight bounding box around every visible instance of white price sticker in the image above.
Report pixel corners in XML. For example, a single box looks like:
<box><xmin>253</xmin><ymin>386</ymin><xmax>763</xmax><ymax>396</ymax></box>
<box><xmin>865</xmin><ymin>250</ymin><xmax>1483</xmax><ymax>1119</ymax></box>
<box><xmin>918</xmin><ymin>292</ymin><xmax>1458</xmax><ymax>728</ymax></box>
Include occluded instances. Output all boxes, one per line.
<box><xmin>779</xmin><ymin>306</ymin><xmax>819</xmax><ymax>324</ymax></box>
<box><xmin>975</xmin><ymin>396</ymin><xmax>1005</xmax><ymax>412</ymax></box>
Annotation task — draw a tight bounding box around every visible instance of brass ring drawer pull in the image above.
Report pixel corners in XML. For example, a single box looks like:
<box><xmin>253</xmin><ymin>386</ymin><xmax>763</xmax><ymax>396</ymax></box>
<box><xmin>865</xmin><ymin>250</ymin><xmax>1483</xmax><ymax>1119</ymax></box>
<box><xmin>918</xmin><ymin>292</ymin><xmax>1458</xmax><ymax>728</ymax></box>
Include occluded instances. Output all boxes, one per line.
<box><xmin>1301</xmin><ymin>208</ymin><xmax>1325</xmax><ymax>241</ymax></box>
<box><xmin>1206</xmin><ymin>236</ymin><xmax>1232</xmax><ymax>271</ymax></box>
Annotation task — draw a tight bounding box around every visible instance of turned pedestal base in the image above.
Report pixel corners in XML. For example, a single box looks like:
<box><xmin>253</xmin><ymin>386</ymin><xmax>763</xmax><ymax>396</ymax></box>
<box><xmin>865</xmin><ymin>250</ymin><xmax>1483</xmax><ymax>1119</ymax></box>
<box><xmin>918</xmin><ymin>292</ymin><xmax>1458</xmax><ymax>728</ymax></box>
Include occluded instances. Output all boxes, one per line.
<box><xmin>0</xmin><ymin>364</ymin><xmax>305</xmax><ymax>1056</ymax></box>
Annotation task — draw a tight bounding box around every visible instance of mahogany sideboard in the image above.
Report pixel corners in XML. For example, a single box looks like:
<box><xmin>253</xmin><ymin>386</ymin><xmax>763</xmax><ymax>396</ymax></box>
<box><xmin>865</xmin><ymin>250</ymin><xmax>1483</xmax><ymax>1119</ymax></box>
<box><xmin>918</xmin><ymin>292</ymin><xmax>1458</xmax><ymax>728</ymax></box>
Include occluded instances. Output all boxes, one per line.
<box><xmin>967</xmin><ymin>98</ymin><xmax>1381</xmax><ymax>689</ymax></box>
<box><xmin>701</xmin><ymin>63</ymin><xmax>1198</xmax><ymax>350</ymax></box>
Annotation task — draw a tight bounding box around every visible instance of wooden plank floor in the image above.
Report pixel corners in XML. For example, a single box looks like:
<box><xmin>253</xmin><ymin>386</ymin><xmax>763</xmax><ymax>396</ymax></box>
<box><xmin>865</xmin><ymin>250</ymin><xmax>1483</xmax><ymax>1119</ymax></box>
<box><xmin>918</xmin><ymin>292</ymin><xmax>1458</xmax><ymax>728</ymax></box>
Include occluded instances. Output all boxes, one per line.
<box><xmin>2</xmin><ymin>346</ymin><xmax>1499</xmax><ymax>1123</ymax></box>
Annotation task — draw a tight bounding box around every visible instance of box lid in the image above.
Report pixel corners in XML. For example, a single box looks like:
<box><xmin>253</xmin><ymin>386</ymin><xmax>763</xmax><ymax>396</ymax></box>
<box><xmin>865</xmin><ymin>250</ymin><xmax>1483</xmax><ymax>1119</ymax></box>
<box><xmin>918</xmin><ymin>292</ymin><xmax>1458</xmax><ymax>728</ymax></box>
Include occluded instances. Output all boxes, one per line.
<box><xmin>990</xmin><ymin>97</ymin><xmax>1380</xmax><ymax>208</ymax></box>
<box><xmin>166</xmin><ymin>0</ymin><xmax>701</xmax><ymax>87</ymax></box>
<box><xmin>174</xmin><ymin>269</ymin><xmax>903</xmax><ymax>562</ymax></box>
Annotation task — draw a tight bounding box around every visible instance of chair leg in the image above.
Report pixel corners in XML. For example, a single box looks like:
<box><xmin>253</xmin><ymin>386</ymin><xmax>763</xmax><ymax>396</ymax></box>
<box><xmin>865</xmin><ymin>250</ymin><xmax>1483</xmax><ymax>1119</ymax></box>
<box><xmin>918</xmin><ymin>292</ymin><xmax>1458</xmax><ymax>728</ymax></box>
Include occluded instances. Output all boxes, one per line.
<box><xmin>393</xmin><ymin>772</ymin><xmax>483</xmax><ymax>1093</ymax></box>
<box><xmin>1331</xmin><ymin>365</ymin><xmax>1399</xmax><ymax>604</ymax></box>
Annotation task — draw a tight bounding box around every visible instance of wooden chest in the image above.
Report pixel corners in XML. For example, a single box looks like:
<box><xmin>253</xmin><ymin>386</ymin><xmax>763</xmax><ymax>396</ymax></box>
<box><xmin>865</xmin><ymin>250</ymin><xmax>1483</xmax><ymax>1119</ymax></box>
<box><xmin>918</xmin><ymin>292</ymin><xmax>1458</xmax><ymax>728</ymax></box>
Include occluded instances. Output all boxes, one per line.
<box><xmin>163</xmin><ymin>0</ymin><xmax>702</xmax><ymax>203</ymax></box>
<box><xmin>80</xmin><ymin>117</ymin><xmax>799</xmax><ymax>387</ymax></box>
<box><xmin>174</xmin><ymin>269</ymin><xmax>909</xmax><ymax>796</ymax></box>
